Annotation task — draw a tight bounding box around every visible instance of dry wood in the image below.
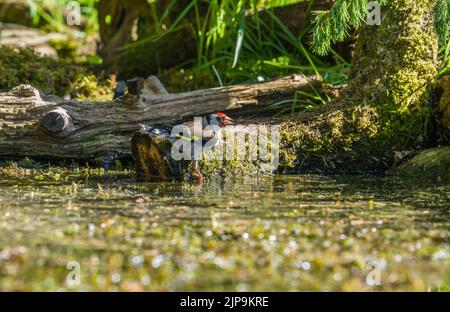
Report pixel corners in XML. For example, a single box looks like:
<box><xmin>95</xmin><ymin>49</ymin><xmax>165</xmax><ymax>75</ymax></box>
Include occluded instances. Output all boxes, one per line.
<box><xmin>0</xmin><ymin>75</ymin><xmax>325</xmax><ymax>159</ymax></box>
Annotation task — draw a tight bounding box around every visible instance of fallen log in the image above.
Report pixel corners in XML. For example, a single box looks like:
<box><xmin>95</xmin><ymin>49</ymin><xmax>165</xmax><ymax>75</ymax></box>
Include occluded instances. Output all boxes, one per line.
<box><xmin>130</xmin><ymin>122</ymin><xmax>279</xmax><ymax>180</ymax></box>
<box><xmin>386</xmin><ymin>146</ymin><xmax>450</xmax><ymax>179</ymax></box>
<box><xmin>0</xmin><ymin>75</ymin><xmax>327</xmax><ymax>160</ymax></box>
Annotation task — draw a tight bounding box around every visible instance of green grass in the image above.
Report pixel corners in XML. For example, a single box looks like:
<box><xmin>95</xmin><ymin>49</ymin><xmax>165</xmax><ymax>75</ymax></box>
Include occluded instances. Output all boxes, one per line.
<box><xmin>120</xmin><ymin>0</ymin><xmax>350</xmax><ymax>114</ymax></box>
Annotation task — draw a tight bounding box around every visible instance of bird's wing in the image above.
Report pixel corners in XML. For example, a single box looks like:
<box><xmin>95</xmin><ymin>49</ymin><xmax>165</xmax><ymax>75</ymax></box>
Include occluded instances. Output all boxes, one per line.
<box><xmin>181</xmin><ymin>119</ymin><xmax>204</xmax><ymax>141</ymax></box>
<box><xmin>202</xmin><ymin>127</ymin><xmax>216</xmax><ymax>140</ymax></box>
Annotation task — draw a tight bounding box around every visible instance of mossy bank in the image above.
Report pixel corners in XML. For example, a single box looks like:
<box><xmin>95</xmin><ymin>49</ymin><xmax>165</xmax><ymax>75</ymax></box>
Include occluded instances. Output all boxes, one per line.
<box><xmin>0</xmin><ymin>46</ymin><xmax>112</xmax><ymax>101</ymax></box>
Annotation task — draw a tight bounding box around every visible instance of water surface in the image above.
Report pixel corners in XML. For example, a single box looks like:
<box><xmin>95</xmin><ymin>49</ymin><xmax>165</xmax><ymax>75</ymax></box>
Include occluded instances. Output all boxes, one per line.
<box><xmin>0</xmin><ymin>168</ymin><xmax>448</xmax><ymax>291</ymax></box>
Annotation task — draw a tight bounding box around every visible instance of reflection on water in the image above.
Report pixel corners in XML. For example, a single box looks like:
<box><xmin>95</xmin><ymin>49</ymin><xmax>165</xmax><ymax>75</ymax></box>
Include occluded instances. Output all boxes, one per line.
<box><xmin>0</xmin><ymin>168</ymin><xmax>448</xmax><ymax>291</ymax></box>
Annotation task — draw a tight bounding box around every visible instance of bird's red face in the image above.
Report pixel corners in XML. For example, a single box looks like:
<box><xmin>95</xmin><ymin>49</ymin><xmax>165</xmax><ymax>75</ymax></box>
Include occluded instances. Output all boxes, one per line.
<box><xmin>213</xmin><ymin>113</ymin><xmax>235</xmax><ymax>127</ymax></box>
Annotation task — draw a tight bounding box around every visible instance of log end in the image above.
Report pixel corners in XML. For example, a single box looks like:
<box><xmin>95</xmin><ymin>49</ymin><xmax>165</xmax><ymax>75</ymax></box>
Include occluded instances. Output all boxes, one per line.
<box><xmin>131</xmin><ymin>129</ymin><xmax>179</xmax><ymax>179</ymax></box>
<box><xmin>42</xmin><ymin>108</ymin><xmax>71</xmax><ymax>133</ymax></box>
<box><xmin>8</xmin><ymin>84</ymin><xmax>41</xmax><ymax>98</ymax></box>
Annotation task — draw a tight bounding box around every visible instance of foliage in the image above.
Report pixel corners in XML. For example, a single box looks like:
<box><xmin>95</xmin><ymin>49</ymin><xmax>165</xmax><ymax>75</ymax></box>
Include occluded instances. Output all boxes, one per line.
<box><xmin>311</xmin><ymin>0</ymin><xmax>382</xmax><ymax>55</ymax></box>
<box><xmin>434</xmin><ymin>0</ymin><xmax>450</xmax><ymax>46</ymax></box>
<box><xmin>27</xmin><ymin>0</ymin><xmax>99</xmax><ymax>34</ymax></box>
<box><xmin>128</xmin><ymin>1</ymin><xmax>345</xmax><ymax>76</ymax></box>
<box><xmin>10</xmin><ymin>0</ymin><xmax>350</xmax><ymax>114</ymax></box>
<box><xmin>310</xmin><ymin>0</ymin><xmax>449</xmax><ymax>56</ymax></box>
<box><xmin>0</xmin><ymin>46</ymin><xmax>112</xmax><ymax>100</ymax></box>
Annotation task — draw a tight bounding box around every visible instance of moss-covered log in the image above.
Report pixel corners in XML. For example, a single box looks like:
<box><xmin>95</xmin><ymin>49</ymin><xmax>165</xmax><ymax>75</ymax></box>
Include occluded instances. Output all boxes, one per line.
<box><xmin>0</xmin><ymin>75</ymin><xmax>324</xmax><ymax>159</ymax></box>
<box><xmin>131</xmin><ymin>123</ymin><xmax>280</xmax><ymax>180</ymax></box>
<box><xmin>386</xmin><ymin>146</ymin><xmax>450</xmax><ymax>179</ymax></box>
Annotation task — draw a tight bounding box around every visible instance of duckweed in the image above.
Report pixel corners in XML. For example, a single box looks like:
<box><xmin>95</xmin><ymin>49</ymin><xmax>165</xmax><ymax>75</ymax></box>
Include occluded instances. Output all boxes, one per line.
<box><xmin>0</xmin><ymin>167</ymin><xmax>448</xmax><ymax>291</ymax></box>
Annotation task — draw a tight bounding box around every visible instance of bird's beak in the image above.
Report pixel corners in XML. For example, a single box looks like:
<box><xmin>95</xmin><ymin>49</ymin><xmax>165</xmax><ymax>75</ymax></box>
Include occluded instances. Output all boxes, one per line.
<box><xmin>223</xmin><ymin>115</ymin><xmax>235</xmax><ymax>125</ymax></box>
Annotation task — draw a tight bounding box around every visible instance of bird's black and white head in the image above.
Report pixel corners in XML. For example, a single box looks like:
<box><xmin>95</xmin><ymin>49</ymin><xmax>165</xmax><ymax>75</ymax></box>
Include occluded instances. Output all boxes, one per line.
<box><xmin>205</xmin><ymin>113</ymin><xmax>235</xmax><ymax>128</ymax></box>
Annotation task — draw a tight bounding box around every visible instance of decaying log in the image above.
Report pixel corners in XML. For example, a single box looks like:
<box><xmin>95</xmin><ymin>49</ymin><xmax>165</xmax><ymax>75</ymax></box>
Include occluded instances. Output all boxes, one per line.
<box><xmin>130</xmin><ymin>124</ymin><xmax>278</xmax><ymax>180</ymax></box>
<box><xmin>131</xmin><ymin>129</ymin><xmax>182</xmax><ymax>179</ymax></box>
<box><xmin>387</xmin><ymin>146</ymin><xmax>450</xmax><ymax>179</ymax></box>
<box><xmin>0</xmin><ymin>75</ymin><xmax>327</xmax><ymax>160</ymax></box>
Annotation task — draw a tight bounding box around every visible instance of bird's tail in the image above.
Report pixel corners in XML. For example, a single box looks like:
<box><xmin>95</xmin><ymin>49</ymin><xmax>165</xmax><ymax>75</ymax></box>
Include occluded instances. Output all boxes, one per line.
<box><xmin>113</xmin><ymin>81</ymin><xmax>127</xmax><ymax>100</ymax></box>
<box><xmin>139</xmin><ymin>124</ymin><xmax>174</xmax><ymax>136</ymax></box>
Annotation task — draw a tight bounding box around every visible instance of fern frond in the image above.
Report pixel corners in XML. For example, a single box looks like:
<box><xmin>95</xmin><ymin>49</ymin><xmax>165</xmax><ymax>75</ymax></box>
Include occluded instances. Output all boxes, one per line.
<box><xmin>330</xmin><ymin>0</ymin><xmax>350</xmax><ymax>41</ymax></box>
<box><xmin>311</xmin><ymin>11</ymin><xmax>332</xmax><ymax>56</ymax></box>
<box><xmin>310</xmin><ymin>0</ymin><xmax>375</xmax><ymax>56</ymax></box>
<box><xmin>309</xmin><ymin>0</ymin><xmax>392</xmax><ymax>56</ymax></box>
<box><xmin>434</xmin><ymin>0</ymin><xmax>450</xmax><ymax>45</ymax></box>
<box><xmin>310</xmin><ymin>0</ymin><xmax>449</xmax><ymax>56</ymax></box>
<box><xmin>348</xmin><ymin>0</ymin><xmax>367</xmax><ymax>28</ymax></box>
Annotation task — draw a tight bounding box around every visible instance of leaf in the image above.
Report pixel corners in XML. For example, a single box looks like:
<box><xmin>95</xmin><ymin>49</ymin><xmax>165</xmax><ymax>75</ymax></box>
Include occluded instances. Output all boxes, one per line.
<box><xmin>232</xmin><ymin>28</ymin><xmax>245</xmax><ymax>69</ymax></box>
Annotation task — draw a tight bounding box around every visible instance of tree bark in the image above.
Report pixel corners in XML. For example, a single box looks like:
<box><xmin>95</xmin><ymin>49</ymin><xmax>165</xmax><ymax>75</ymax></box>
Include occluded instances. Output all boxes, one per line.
<box><xmin>96</xmin><ymin>0</ymin><xmax>151</xmax><ymax>74</ymax></box>
<box><xmin>437</xmin><ymin>74</ymin><xmax>450</xmax><ymax>144</ymax></box>
<box><xmin>0</xmin><ymin>75</ymin><xmax>325</xmax><ymax>160</ymax></box>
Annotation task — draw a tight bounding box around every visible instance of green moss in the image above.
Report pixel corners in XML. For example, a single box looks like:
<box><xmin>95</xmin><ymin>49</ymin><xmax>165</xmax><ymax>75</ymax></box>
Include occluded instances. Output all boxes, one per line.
<box><xmin>0</xmin><ymin>46</ymin><xmax>113</xmax><ymax>101</ymax></box>
<box><xmin>438</xmin><ymin>75</ymin><xmax>450</xmax><ymax>143</ymax></box>
<box><xmin>71</xmin><ymin>74</ymin><xmax>114</xmax><ymax>101</ymax></box>
<box><xmin>391</xmin><ymin>146</ymin><xmax>450</xmax><ymax>178</ymax></box>
<box><xmin>271</xmin><ymin>0</ymin><xmax>441</xmax><ymax>174</ymax></box>
<box><xmin>183</xmin><ymin>128</ymin><xmax>276</xmax><ymax>179</ymax></box>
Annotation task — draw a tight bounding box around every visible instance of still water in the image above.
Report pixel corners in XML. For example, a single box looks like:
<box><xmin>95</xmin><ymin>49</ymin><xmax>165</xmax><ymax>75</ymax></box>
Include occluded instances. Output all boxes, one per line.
<box><xmin>0</xmin><ymin>167</ymin><xmax>448</xmax><ymax>291</ymax></box>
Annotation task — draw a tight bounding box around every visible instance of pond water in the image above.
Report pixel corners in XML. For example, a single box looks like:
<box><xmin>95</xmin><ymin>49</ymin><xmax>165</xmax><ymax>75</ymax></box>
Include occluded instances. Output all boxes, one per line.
<box><xmin>0</xmin><ymin>167</ymin><xmax>448</xmax><ymax>291</ymax></box>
